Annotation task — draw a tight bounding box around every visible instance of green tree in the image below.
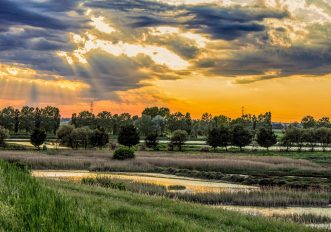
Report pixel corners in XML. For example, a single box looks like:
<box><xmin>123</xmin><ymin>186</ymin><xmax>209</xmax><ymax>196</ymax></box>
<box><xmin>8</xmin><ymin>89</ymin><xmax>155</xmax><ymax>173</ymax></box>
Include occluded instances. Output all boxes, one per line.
<box><xmin>90</xmin><ymin>129</ymin><xmax>109</xmax><ymax>149</ymax></box>
<box><xmin>96</xmin><ymin>111</ymin><xmax>113</xmax><ymax>133</ymax></box>
<box><xmin>135</xmin><ymin>115</ymin><xmax>156</xmax><ymax>136</ymax></box>
<box><xmin>142</xmin><ymin>106</ymin><xmax>170</xmax><ymax>118</ymax></box>
<box><xmin>315</xmin><ymin>127</ymin><xmax>331</xmax><ymax>152</ymax></box>
<box><xmin>170</xmin><ymin>130</ymin><xmax>188</xmax><ymax>151</ymax></box>
<box><xmin>76</xmin><ymin>111</ymin><xmax>96</xmax><ymax>128</ymax></box>
<box><xmin>283</xmin><ymin>127</ymin><xmax>304</xmax><ymax>152</ymax></box>
<box><xmin>0</xmin><ymin>106</ymin><xmax>16</xmax><ymax>131</ymax></box>
<box><xmin>30</xmin><ymin>129</ymin><xmax>47</xmax><ymax>149</ymax></box>
<box><xmin>0</xmin><ymin>127</ymin><xmax>9</xmax><ymax>148</ymax></box>
<box><xmin>317</xmin><ymin>117</ymin><xmax>331</xmax><ymax>128</ymax></box>
<box><xmin>167</xmin><ymin>112</ymin><xmax>192</xmax><ymax>134</ymax></box>
<box><xmin>56</xmin><ymin>124</ymin><xmax>75</xmax><ymax>147</ymax></box>
<box><xmin>70</xmin><ymin>127</ymin><xmax>92</xmax><ymax>149</ymax></box>
<box><xmin>14</xmin><ymin>109</ymin><xmax>20</xmax><ymax>133</ymax></box>
<box><xmin>40</xmin><ymin>106</ymin><xmax>60</xmax><ymax>134</ymax></box>
<box><xmin>230</xmin><ymin>124</ymin><xmax>253</xmax><ymax>151</ymax></box>
<box><xmin>112</xmin><ymin>113</ymin><xmax>133</xmax><ymax>135</ymax></box>
<box><xmin>207</xmin><ymin>126</ymin><xmax>230</xmax><ymax>151</ymax></box>
<box><xmin>152</xmin><ymin>115</ymin><xmax>166</xmax><ymax>136</ymax></box>
<box><xmin>256</xmin><ymin>112</ymin><xmax>272</xmax><ymax>130</ymax></box>
<box><xmin>19</xmin><ymin>106</ymin><xmax>35</xmax><ymax>133</ymax></box>
<box><xmin>256</xmin><ymin>127</ymin><xmax>277</xmax><ymax>150</ymax></box>
<box><xmin>34</xmin><ymin>108</ymin><xmax>42</xmax><ymax>130</ymax></box>
<box><xmin>302</xmin><ymin>128</ymin><xmax>318</xmax><ymax>151</ymax></box>
<box><xmin>211</xmin><ymin>115</ymin><xmax>231</xmax><ymax>128</ymax></box>
<box><xmin>118</xmin><ymin>125</ymin><xmax>140</xmax><ymax>147</ymax></box>
<box><xmin>145</xmin><ymin>133</ymin><xmax>159</xmax><ymax>149</ymax></box>
<box><xmin>301</xmin><ymin>115</ymin><xmax>316</xmax><ymax>129</ymax></box>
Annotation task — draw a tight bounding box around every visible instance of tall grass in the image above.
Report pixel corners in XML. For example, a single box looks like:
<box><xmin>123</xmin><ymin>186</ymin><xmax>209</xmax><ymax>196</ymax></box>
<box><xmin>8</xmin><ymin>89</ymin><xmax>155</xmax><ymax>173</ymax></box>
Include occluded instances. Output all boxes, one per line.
<box><xmin>0</xmin><ymin>161</ymin><xmax>105</xmax><ymax>231</ymax></box>
<box><xmin>80</xmin><ymin>177</ymin><xmax>330</xmax><ymax>207</ymax></box>
<box><xmin>48</xmin><ymin>179</ymin><xmax>321</xmax><ymax>232</ymax></box>
<box><xmin>272</xmin><ymin>213</ymin><xmax>331</xmax><ymax>224</ymax></box>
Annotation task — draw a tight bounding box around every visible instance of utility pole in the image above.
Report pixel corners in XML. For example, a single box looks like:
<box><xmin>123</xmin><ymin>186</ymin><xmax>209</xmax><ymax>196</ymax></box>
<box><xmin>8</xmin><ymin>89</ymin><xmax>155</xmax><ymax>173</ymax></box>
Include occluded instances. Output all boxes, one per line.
<box><xmin>90</xmin><ymin>101</ymin><xmax>94</xmax><ymax>114</ymax></box>
<box><xmin>241</xmin><ymin>106</ymin><xmax>245</xmax><ymax>116</ymax></box>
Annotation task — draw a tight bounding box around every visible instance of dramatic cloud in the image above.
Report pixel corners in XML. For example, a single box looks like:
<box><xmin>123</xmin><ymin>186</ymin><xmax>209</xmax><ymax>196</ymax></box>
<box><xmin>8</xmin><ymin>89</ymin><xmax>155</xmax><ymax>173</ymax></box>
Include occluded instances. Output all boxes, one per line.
<box><xmin>0</xmin><ymin>0</ymin><xmax>330</xmax><ymax>114</ymax></box>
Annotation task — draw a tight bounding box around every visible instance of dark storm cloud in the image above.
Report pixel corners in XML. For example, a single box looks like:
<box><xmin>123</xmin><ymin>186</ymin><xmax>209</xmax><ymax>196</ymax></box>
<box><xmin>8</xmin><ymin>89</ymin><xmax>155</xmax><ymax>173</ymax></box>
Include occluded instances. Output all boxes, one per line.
<box><xmin>86</xmin><ymin>0</ymin><xmax>288</xmax><ymax>40</ymax></box>
<box><xmin>0</xmin><ymin>0</ymin><xmax>330</xmax><ymax>104</ymax></box>
<box><xmin>0</xmin><ymin>0</ymin><xmax>87</xmax><ymax>81</ymax></box>
<box><xmin>182</xmin><ymin>6</ymin><xmax>288</xmax><ymax>40</ymax></box>
<box><xmin>0</xmin><ymin>0</ymin><xmax>69</xmax><ymax>30</ymax></box>
<box><xmin>200</xmin><ymin>45</ymin><xmax>331</xmax><ymax>81</ymax></box>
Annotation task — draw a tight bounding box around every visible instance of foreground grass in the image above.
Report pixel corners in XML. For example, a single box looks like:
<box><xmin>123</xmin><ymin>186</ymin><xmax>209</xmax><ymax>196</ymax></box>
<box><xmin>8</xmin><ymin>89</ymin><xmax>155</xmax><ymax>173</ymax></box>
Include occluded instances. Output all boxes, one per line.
<box><xmin>44</xmin><ymin>179</ymin><xmax>325</xmax><ymax>232</ymax></box>
<box><xmin>0</xmin><ymin>160</ymin><xmax>326</xmax><ymax>231</ymax></box>
<box><xmin>0</xmin><ymin>161</ymin><xmax>103</xmax><ymax>232</ymax></box>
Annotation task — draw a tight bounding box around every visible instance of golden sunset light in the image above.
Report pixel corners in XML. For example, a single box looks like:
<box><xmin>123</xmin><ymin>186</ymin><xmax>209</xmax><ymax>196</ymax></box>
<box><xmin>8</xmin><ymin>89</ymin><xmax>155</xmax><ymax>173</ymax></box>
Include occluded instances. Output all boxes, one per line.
<box><xmin>1</xmin><ymin>1</ymin><xmax>331</xmax><ymax>230</ymax></box>
<box><xmin>0</xmin><ymin>0</ymin><xmax>330</xmax><ymax>121</ymax></box>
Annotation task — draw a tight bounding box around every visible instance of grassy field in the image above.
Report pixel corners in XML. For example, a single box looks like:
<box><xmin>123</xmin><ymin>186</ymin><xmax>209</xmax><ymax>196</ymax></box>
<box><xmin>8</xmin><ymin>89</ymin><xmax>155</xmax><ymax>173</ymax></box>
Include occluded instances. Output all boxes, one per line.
<box><xmin>0</xmin><ymin>160</ymin><xmax>323</xmax><ymax>232</ymax></box>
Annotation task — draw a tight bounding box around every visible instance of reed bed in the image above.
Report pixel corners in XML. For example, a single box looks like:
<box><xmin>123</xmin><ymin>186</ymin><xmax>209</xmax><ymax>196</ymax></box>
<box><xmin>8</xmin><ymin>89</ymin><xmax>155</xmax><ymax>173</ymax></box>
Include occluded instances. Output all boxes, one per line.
<box><xmin>80</xmin><ymin>176</ymin><xmax>330</xmax><ymax>207</ymax></box>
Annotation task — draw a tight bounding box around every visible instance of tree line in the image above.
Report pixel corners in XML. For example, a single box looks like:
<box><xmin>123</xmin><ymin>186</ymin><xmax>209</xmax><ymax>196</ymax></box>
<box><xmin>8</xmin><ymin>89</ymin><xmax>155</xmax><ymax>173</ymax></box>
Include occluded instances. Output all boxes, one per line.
<box><xmin>1</xmin><ymin>105</ymin><xmax>331</xmax><ymax>151</ymax></box>
<box><xmin>0</xmin><ymin>106</ymin><xmax>60</xmax><ymax>134</ymax></box>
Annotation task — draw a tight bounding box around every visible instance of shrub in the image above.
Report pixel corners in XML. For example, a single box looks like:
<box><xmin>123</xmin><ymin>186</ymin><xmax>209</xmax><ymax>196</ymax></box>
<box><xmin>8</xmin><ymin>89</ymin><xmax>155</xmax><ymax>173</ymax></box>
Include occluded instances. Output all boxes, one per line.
<box><xmin>113</xmin><ymin>147</ymin><xmax>135</xmax><ymax>160</ymax></box>
<box><xmin>200</xmin><ymin>146</ymin><xmax>210</xmax><ymax>152</ymax></box>
<box><xmin>168</xmin><ymin>185</ymin><xmax>186</xmax><ymax>191</ymax></box>
<box><xmin>153</xmin><ymin>144</ymin><xmax>161</xmax><ymax>151</ymax></box>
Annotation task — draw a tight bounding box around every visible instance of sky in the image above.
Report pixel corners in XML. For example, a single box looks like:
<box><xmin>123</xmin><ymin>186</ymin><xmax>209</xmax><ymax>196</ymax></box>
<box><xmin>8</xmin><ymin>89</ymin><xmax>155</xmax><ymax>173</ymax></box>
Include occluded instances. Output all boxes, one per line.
<box><xmin>0</xmin><ymin>0</ymin><xmax>331</xmax><ymax>121</ymax></box>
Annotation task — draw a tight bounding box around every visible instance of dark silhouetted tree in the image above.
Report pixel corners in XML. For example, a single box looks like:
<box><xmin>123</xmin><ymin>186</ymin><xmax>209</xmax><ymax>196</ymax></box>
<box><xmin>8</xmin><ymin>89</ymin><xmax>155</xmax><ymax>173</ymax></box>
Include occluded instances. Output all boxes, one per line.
<box><xmin>207</xmin><ymin>126</ymin><xmax>230</xmax><ymax>151</ymax></box>
<box><xmin>230</xmin><ymin>124</ymin><xmax>253</xmax><ymax>151</ymax></box>
<box><xmin>256</xmin><ymin>127</ymin><xmax>277</xmax><ymax>150</ymax></box>
<box><xmin>90</xmin><ymin>129</ymin><xmax>109</xmax><ymax>149</ymax></box>
<box><xmin>170</xmin><ymin>130</ymin><xmax>188</xmax><ymax>151</ymax></box>
<box><xmin>118</xmin><ymin>125</ymin><xmax>140</xmax><ymax>147</ymax></box>
<box><xmin>30</xmin><ymin>129</ymin><xmax>47</xmax><ymax>149</ymax></box>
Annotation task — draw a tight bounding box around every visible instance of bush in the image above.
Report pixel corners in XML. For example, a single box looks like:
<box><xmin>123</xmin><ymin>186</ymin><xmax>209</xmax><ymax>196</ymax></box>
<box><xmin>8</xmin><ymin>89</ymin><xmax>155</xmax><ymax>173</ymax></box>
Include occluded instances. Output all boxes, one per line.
<box><xmin>200</xmin><ymin>146</ymin><xmax>210</xmax><ymax>152</ymax></box>
<box><xmin>168</xmin><ymin>185</ymin><xmax>186</xmax><ymax>191</ymax></box>
<box><xmin>113</xmin><ymin>147</ymin><xmax>135</xmax><ymax>160</ymax></box>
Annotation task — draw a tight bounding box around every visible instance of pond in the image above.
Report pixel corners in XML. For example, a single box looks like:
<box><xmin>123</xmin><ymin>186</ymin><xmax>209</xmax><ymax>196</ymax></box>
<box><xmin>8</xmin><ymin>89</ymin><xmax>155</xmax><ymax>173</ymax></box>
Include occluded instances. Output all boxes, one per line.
<box><xmin>32</xmin><ymin>170</ymin><xmax>258</xmax><ymax>193</ymax></box>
